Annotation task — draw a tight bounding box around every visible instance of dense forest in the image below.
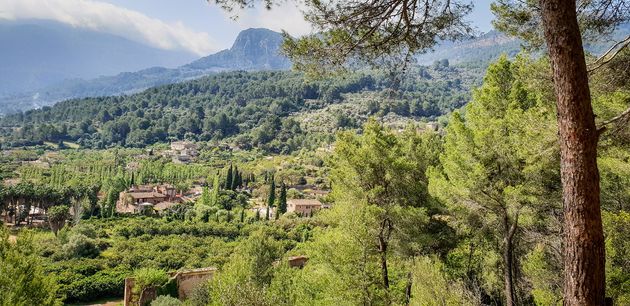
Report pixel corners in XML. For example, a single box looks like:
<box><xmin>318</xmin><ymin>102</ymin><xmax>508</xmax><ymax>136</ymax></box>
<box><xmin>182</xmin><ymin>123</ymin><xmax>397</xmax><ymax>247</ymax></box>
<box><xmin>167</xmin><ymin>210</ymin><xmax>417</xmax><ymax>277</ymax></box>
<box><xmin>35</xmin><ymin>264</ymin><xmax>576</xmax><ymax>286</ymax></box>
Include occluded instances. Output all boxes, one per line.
<box><xmin>0</xmin><ymin>63</ymin><xmax>476</xmax><ymax>153</ymax></box>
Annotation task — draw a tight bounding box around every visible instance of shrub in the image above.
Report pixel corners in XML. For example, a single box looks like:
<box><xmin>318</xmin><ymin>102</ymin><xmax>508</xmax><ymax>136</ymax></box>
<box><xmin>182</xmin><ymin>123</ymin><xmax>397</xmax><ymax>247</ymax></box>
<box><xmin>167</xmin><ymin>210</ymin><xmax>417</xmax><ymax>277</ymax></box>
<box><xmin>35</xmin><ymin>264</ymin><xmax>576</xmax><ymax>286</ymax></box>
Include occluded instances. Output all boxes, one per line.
<box><xmin>151</xmin><ymin>295</ymin><xmax>182</xmax><ymax>306</ymax></box>
<box><xmin>133</xmin><ymin>268</ymin><xmax>169</xmax><ymax>294</ymax></box>
<box><xmin>62</xmin><ymin>234</ymin><xmax>100</xmax><ymax>259</ymax></box>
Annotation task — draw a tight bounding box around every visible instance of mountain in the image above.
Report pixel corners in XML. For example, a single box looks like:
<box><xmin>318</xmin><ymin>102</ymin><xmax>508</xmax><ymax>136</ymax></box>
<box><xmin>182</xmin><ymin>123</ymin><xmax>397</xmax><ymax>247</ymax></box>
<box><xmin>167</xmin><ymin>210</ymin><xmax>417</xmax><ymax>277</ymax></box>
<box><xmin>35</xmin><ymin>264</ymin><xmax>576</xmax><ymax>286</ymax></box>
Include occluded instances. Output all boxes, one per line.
<box><xmin>186</xmin><ymin>28</ymin><xmax>291</xmax><ymax>71</ymax></box>
<box><xmin>0</xmin><ymin>27</ymin><xmax>291</xmax><ymax>116</ymax></box>
<box><xmin>0</xmin><ymin>19</ymin><xmax>198</xmax><ymax>96</ymax></box>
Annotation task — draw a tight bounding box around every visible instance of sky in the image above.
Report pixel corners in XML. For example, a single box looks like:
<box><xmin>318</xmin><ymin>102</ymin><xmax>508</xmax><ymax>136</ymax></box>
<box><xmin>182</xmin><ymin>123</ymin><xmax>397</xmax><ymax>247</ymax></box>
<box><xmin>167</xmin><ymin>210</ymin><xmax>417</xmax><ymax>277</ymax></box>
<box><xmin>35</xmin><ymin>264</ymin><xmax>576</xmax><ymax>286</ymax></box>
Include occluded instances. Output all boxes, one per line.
<box><xmin>0</xmin><ymin>0</ymin><xmax>496</xmax><ymax>56</ymax></box>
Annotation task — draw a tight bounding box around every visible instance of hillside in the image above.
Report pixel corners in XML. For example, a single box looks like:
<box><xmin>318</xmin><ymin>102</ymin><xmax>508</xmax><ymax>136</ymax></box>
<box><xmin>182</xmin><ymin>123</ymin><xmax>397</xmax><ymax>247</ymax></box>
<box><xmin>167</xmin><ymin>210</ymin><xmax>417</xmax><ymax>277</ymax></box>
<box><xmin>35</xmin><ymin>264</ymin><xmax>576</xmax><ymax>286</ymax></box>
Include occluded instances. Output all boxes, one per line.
<box><xmin>0</xmin><ymin>28</ymin><xmax>291</xmax><ymax>116</ymax></box>
<box><xmin>416</xmin><ymin>30</ymin><xmax>521</xmax><ymax>66</ymax></box>
<box><xmin>0</xmin><ymin>64</ymin><xmax>478</xmax><ymax>152</ymax></box>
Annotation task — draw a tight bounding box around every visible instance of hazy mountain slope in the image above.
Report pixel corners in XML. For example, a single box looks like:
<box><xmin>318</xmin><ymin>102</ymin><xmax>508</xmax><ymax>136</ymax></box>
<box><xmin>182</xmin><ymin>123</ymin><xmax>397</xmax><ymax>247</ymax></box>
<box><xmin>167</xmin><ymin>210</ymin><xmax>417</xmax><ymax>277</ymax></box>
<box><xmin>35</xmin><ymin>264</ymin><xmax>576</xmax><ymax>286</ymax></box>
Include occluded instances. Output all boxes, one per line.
<box><xmin>0</xmin><ymin>20</ymin><xmax>198</xmax><ymax>95</ymax></box>
<box><xmin>0</xmin><ymin>28</ymin><xmax>291</xmax><ymax>116</ymax></box>
<box><xmin>416</xmin><ymin>30</ymin><xmax>521</xmax><ymax>66</ymax></box>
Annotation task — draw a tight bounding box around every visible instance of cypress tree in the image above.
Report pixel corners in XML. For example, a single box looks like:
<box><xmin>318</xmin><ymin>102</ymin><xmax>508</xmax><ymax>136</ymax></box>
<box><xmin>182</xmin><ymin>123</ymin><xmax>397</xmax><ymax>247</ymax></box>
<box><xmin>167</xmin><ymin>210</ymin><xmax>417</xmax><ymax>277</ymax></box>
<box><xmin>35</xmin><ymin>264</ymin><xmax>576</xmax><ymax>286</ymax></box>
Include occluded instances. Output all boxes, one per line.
<box><xmin>231</xmin><ymin>166</ymin><xmax>239</xmax><ymax>190</ymax></box>
<box><xmin>267</xmin><ymin>175</ymin><xmax>276</xmax><ymax>209</ymax></box>
<box><xmin>278</xmin><ymin>182</ymin><xmax>287</xmax><ymax>215</ymax></box>
<box><xmin>225</xmin><ymin>164</ymin><xmax>233</xmax><ymax>190</ymax></box>
<box><xmin>240</xmin><ymin>208</ymin><xmax>245</xmax><ymax>223</ymax></box>
<box><xmin>255</xmin><ymin>208</ymin><xmax>260</xmax><ymax>221</ymax></box>
<box><xmin>211</xmin><ymin>173</ymin><xmax>220</xmax><ymax>206</ymax></box>
<box><xmin>236</xmin><ymin>171</ymin><xmax>243</xmax><ymax>189</ymax></box>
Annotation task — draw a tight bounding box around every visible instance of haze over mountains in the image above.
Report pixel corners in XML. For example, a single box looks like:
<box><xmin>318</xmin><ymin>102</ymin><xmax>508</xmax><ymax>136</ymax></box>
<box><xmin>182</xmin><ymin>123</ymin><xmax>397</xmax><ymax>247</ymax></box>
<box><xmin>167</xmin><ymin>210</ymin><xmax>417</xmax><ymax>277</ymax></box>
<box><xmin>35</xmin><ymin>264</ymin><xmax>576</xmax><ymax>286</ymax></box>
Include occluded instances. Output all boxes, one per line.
<box><xmin>0</xmin><ymin>20</ymin><xmax>198</xmax><ymax>95</ymax></box>
<box><xmin>0</xmin><ymin>24</ymin><xmax>293</xmax><ymax>115</ymax></box>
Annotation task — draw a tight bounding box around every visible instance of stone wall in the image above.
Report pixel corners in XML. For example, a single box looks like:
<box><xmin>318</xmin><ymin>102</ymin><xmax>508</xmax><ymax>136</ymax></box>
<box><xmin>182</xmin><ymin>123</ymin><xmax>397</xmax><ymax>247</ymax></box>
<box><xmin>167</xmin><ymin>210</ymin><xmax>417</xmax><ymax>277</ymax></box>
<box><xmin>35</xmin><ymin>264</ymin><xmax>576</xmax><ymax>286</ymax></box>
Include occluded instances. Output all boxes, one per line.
<box><xmin>124</xmin><ymin>267</ymin><xmax>216</xmax><ymax>306</ymax></box>
<box><xmin>173</xmin><ymin>267</ymin><xmax>216</xmax><ymax>299</ymax></box>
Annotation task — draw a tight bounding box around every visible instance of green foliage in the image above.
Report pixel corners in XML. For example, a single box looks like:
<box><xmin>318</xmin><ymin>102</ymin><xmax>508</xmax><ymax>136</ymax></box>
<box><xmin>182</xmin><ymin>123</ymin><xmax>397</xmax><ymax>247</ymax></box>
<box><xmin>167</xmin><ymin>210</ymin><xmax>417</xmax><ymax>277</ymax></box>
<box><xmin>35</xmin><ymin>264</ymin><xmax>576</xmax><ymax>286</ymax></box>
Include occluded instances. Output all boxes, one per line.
<box><xmin>603</xmin><ymin>211</ymin><xmax>630</xmax><ymax>305</ymax></box>
<box><xmin>47</xmin><ymin>205</ymin><xmax>69</xmax><ymax>235</ymax></box>
<box><xmin>0</xmin><ymin>228</ymin><xmax>62</xmax><ymax>306</ymax></box>
<box><xmin>491</xmin><ymin>0</ymin><xmax>629</xmax><ymax>49</ymax></box>
<box><xmin>207</xmin><ymin>228</ymin><xmax>284</xmax><ymax>305</ymax></box>
<box><xmin>410</xmin><ymin>256</ymin><xmax>480</xmax><ymax>305</ymax></box>
<box><xmin>61</xmin><ymin>233</ymin><xmax>101</xmax><ymax>259</ymax></box>
<box><xmin>133</xmin><ymin>268</ymin><xmax>169</xmax><ymax>294</ymax></box>
<box><xmin>1</xmin><ymin>69</ymin><xmax>475</xmax><ymax>152</ymax></box>
<box><xmin>522</xmin><ymin>244</ymin><xmax>562</xmax><ymax>305</ymax></box>
<box><xmin>283</xmin><ymin>0</ymin><xmax>472</xmax><ymax>77</ymax></box>
<box><xmin>428</xmin><ymin>55</ymin><xmax>561</xmax><ymax>302</ymax></box>
<box><xmin>151</xmin><ymin>295</ymin><xmax>182</xmax><ymax>306</ymax></box>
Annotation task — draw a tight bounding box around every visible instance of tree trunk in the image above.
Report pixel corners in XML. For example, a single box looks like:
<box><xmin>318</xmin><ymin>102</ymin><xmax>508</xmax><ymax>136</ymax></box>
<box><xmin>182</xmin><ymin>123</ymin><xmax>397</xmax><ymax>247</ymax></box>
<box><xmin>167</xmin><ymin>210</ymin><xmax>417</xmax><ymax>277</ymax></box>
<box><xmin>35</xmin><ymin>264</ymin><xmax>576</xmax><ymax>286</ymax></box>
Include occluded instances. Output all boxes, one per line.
<box><xmin>378</xmin><ymin>218</ymin><xmax>392</xmax><ymax>304</ymax></box>
<box><xmin>504</xmin><ymin>231</ymin><xmax>516</xmax><ymax>306</ymax></box>
<box><xmin>378</xmin><ymin>233</ymin><xmax>390</xmax><ymax>289</ymax></box>
<box><xmin>539</xmin><ymin>1</ymin><xmax>606</xmax><ymax>304</ymax></box>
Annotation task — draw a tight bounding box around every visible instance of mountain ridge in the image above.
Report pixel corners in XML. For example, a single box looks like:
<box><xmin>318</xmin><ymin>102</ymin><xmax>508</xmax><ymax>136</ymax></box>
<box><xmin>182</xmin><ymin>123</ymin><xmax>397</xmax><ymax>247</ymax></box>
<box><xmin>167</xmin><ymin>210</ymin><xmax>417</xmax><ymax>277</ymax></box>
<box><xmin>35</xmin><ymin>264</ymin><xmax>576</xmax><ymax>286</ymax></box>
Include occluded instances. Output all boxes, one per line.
<box><xmin>0</xmin><ymin>27</ymin><xmax>292</xmax><ymax>116</ymax></box>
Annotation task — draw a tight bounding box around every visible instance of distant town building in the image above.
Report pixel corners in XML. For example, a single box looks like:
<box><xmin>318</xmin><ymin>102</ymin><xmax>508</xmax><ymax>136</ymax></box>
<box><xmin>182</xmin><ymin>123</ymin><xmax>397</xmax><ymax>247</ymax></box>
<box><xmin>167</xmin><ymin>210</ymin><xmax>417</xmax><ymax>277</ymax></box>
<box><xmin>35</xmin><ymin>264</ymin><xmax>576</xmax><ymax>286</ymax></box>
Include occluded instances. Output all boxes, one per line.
<box><xmin>287</xmin><ymin>199</ymin><xmax>322</xmax><ymax>216</ymax></box>
<box><xmin>166</xmin><ymin>141</ymin><xmax>199</xmax><ymax>164</ymax></box>
<box><xmin>171</xmin><ymin>141</ymin><xmax>198</xmax><ymax>151</ymax></box>
<box><xmin>116</xmin><ymin>185</ymin><xmax>180</xmax><ymax>214</ymax></box>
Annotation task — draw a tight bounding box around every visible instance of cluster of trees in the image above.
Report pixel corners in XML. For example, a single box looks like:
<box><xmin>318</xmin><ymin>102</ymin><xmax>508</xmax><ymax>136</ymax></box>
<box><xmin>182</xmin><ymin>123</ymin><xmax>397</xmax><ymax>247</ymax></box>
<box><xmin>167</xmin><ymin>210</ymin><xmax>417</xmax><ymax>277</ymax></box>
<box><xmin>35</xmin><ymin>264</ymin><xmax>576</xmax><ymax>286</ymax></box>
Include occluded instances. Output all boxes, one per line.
<box><xmin>0</xmin><ymin>68</ymin><xmax>473</xmax><ymax>152</ymax></box>
<box><xmin>198</xmin><ymin>55</ymin><xmax>629</xmax><ymax>305</ymax></box>
<box><xmin>223</xmin><ymin>163</ymin><xmax>253</xmax><ymax>191</ymax></box>
<box><xmin>0</xmin><ymin>182</ymin><xmax>99</xmax><ymax>227</ymax></box>
<box><xmin>1</xmin><ymin>51</ymin><xmax>628</xmax><ymax>305</ymax></box>
<box><xmin>0</xmin><ymin>213</ymin><xmax>318</xmax><ymax>304</ymax></box>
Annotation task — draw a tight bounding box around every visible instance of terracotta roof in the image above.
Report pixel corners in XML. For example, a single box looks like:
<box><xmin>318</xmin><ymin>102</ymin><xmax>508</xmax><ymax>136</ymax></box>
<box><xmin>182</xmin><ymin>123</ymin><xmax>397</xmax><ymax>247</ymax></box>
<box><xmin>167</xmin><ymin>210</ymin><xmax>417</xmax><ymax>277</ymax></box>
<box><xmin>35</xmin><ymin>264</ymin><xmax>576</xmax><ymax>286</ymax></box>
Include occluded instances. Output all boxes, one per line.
<box><xmin>287</xmin><ymin>199</ymin><xmax>322</xmax><ymax>206</ymax></box>
<box><xmin>154</xmin><ymin>201</ymin><xmax>178</xmax><ymax>211</ymax></box>
<box><xmin>128</xmin><ymin>192</ymin><xmax>167</xmax><ymax>199</ymax></box>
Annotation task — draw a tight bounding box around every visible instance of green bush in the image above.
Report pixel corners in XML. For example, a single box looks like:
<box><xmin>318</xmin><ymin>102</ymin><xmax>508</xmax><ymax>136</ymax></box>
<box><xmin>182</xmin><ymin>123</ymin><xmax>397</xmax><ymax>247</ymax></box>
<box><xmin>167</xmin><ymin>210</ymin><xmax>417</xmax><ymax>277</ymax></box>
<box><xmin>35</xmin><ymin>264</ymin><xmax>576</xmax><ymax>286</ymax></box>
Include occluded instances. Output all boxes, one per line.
<box><xmin>62</xmin><ymin>267</ymin><xmax>129</xmax><ymax>302</ymax></box>
<box><xmin>62</xmin><ymin>234</ymin><xmax>100</xmax><ymax>259</ymax></box>
<box><xmin>150</xmin><ymin>295</ymin><xmax>182</xmax><ymax>306</ymax></box>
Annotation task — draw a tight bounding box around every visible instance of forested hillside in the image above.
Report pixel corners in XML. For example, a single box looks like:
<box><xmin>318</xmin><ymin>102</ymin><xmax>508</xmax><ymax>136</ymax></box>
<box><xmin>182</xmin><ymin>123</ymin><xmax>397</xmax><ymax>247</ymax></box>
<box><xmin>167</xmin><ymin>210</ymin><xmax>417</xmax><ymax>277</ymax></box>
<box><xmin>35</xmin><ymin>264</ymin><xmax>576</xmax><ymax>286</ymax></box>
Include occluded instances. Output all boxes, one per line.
<box><xmin>0</xmin><ymin>63</ymin><xmax>476</xmax><ymax>152</ymax></box>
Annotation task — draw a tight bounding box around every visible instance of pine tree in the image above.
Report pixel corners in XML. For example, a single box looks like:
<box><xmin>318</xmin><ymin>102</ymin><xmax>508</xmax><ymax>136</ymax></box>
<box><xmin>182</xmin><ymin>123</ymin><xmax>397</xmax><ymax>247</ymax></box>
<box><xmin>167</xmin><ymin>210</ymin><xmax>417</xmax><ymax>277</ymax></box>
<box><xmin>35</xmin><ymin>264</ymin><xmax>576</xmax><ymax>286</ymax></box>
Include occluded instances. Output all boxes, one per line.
<box><xmin>278</xmin><ymin>182</ymin><xmax>287</xmax><ymax>215</ymax></box>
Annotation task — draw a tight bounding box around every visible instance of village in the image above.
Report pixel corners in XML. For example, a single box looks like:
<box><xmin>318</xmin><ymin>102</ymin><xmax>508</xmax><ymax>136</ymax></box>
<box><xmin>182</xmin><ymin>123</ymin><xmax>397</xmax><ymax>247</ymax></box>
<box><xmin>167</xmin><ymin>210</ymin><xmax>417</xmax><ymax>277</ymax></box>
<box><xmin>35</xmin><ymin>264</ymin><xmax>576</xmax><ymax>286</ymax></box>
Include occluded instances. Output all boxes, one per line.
<box><xmin>115</xmin><ymin>183</ymin><xmax>327</xmax><ymax>218</ymax></box>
